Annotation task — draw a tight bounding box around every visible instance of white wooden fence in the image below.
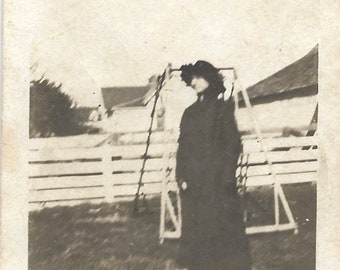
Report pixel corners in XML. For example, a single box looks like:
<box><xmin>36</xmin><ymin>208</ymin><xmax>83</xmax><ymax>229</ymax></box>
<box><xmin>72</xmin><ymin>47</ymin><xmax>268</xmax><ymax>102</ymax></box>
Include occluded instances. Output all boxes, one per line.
<box><xmin>29</xmin><ymin>132</ymin><xmax>318</xmax><ymax>211</ymax></box>
<box><xmin>28</xmin><ymin>141</ymin><xmax>177</xmax><ymax>211</ymax></box>
<box><xmin>239</xmin><ymin>136</ymin><xmax>319</xmax><ymax>187</ymax></box>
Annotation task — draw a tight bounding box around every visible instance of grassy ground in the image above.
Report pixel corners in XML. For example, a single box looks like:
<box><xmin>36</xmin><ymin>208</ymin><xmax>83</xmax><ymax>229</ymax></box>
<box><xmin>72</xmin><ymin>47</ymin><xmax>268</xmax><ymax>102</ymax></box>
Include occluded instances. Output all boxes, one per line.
<box><xmin>29</xmin><ymin>183</ymin><xmax>316</xmax><ymax>270</ymax></box>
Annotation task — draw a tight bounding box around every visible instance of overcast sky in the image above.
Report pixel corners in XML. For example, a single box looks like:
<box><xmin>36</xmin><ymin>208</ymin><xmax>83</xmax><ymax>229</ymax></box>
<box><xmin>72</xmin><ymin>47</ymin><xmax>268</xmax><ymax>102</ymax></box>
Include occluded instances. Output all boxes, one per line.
<box><xmin>30</xmin><ymin>0</ymin><xmax>319</xmax><ymax>107</ymax></box>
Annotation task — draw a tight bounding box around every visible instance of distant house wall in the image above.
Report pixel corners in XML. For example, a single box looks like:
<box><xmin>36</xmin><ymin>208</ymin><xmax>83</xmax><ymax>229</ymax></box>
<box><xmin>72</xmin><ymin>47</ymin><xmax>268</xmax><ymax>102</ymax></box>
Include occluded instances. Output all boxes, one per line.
<box><xmin>235</xmin><ymin>95</ymin><xmax>317</xmax><ymax>134</ymax></box>
<box><xmin>156</xmin><ymin>77</ymin><xmax>198</xmax><ymax>132</ymax></box>
<box><xmin>99</xmin><ymin>99</ymin><xmax>165</xmax><ymax>133</ymax></box>
<box><xmin>113</xmin><ymin>107</ymin><xmax>153</xmax><ymax>132</ymax></box>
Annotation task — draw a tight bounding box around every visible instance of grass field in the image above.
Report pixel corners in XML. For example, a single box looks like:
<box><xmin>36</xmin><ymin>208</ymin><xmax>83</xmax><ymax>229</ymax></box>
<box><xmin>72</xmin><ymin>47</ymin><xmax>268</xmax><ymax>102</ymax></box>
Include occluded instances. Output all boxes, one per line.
<box><xmin>29</xmin><ymin>183</ymin><xmax>316</xmax><ymax>270</ymax></box>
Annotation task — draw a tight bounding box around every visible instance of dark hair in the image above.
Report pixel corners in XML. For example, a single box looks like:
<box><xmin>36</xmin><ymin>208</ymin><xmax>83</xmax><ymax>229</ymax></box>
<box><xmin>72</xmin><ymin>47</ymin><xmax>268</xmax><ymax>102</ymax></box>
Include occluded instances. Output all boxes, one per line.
<box><xmin>180</xmin><ymin>60</ymin><xmax>226</xmax><ymax>97</ymax></box>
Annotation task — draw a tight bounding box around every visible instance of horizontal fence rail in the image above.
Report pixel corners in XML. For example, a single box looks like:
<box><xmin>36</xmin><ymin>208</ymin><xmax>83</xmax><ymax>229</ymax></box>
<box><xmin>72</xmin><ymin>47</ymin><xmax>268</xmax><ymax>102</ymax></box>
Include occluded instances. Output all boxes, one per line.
<box><xmin>28</xmin><ymin>133</ymin><xmax>318</xmax><ymax>211</ymax></box>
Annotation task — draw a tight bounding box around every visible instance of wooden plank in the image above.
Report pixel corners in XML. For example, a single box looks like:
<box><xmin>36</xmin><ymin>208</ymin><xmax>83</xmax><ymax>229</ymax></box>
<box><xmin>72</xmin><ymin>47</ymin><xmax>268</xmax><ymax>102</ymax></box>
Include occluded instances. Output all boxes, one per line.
<box><xmin>241</xmin><ymin>132</ymin><xmax>282</xmax><ymax>140</ymax></box>
<box><xmin>113</xmin><ymin>183</ymin><xmax>162</xmax><ymax>196</ymax></box>
<box><xmin>29</xmin><ymin>175</ymin><xmax>106</xmax><ymax>190</ymax></box>
<box><xmin>29</xmin><ymin>160</ymin><xmax>172</xmax><ymax>189</ymax></box>
<box><xmin>243</xmin><ymin>149</ymin><xmax>318</xmax><ymax>164</ymax></box>
<box><xmin>29</xmin><ymin>162</ymin><xmax>104</xmax><ymax>177</ymax></box>
<box><xmin>29</xmin><ymin>187</ymin><xmax>106</xmax><ymax>202</ymax></box>
<box><xmin>242</xmin><ymin>136</ymin><xmax>318</xmax><ymax>153</ymax></box>
<box><xmin>29</xmin><ymin>134</ymin><xmax>109</xmax><ymax>150</ymax></box>
<box><xmin>111</xmin><ymin>143</ymin><xmax>178</xmax><ymax>158</ymax></box>
<box><xmin>240</xmin><ymin>124</ymin><xmax>317</xmax><ymax>139</ymax></box>
<box><xmin>30</xmin><ymin>143</ymin><xmax>178</xmax><ymax>162</ymax></box>
<box><xmin>112</xmin><ymin>171</ymin><xmax>163</xmax><ymax>185</ymax></box>
<box><xmin>29</xmin><ymin>198</ymin><xmax>104</xmax><ymax>211</ymax></box>
<box><xmin>244</xmin><ymin>172</ymin><xmax>318</xmax><ymax>186</ymax></box>
<box><xmin>113</xmin><ymin>158</ymin><xmax>164</xmax><ymax>172</ymax></box>
<box><xmin>29</xmin><ymin>147</ymin><xmax>103</xmax><ymax>162</ymax></box>
<box><xmin>118</xmin><ymin>132</ymin><xmax>168</xmax><ymax>144</ymax></box>
<box><xmin>163</xmin><ymin>231</ymin><xmax>181</xmax><ymax>239</ymax></box>
<box><xmin>244</xmin><ymin>161</ymin><xmax>318</xmax><ymax>177</ymax></box>
<box><xmin>245</xmin><ymin>223</ymin><xmax>297</xmax><ymax>235</ymax></box>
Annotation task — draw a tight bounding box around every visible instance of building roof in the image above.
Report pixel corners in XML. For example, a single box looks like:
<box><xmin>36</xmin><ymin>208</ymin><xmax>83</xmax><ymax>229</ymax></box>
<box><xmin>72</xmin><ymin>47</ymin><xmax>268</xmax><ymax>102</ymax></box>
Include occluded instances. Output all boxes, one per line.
<box><xmin>101</xmin><ymin>75</ymin><xmax>160</xmax><ymax>110</ymax></box>
<box><xmin>101</xmin><ymin>86</ymin><xmax>150</xmax><ymax>110</ymax></box>
<box><xmin>244</xmin><ymin>45</ymin><xmax>318</xmax><ymax>101</ymax></box>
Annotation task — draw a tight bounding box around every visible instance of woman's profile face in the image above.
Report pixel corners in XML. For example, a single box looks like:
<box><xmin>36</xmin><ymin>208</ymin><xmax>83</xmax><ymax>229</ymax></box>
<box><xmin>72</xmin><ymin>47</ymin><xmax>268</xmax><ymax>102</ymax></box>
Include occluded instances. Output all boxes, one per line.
<box><xmin>190</xmin><ymin>76</ymin><xmax>210</xmax><ymax>94</ymax></box>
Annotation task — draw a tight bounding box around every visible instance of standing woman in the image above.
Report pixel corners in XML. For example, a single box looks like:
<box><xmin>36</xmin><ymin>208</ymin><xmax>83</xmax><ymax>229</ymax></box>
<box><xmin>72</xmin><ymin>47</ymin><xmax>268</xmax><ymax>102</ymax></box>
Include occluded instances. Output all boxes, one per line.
<box><xmin>176</xmin><ymin>61</ymin><xmax>252</xmax><ymax>270</ymax></box>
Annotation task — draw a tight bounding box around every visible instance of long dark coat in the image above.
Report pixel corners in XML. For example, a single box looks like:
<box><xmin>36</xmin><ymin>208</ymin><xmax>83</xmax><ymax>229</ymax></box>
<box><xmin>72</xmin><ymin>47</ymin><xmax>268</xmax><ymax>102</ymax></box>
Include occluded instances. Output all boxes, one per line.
<box><xmin>176</xmin><ymin>95</ymin><xmax>252</xmax><ymax>270</ymax></box>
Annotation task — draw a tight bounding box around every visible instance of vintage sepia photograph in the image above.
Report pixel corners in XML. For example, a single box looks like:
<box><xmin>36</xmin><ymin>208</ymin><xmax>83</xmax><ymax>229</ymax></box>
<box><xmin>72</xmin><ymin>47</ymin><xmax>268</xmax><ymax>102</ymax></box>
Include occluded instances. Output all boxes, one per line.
<box><xmin>4</xmin><ymin>0</ymin><xmax>340</xmax><ymax>269</ymax></box>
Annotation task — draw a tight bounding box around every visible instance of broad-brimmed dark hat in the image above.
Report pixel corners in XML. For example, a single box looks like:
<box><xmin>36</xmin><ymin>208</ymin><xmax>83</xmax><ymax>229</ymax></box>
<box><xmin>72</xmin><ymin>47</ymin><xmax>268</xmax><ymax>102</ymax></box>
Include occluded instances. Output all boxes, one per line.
<box><xmin>180</xmin><ymin>60</ymin><xmax>226</xmax><ymax>96</ymax></box>
<box><xmin>180</xmin><ymin>60</ymin><xmax>219</xmax><ymax>86</ymax></box>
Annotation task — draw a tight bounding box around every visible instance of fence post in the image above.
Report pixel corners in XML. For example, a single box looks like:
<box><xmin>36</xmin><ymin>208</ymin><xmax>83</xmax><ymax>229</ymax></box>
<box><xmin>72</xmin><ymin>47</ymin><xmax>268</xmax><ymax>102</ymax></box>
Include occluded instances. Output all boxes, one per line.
<box><xmin>102</xmin><ymin>145</ymin><xmax>114</xmax><ymax>202</ymax></box>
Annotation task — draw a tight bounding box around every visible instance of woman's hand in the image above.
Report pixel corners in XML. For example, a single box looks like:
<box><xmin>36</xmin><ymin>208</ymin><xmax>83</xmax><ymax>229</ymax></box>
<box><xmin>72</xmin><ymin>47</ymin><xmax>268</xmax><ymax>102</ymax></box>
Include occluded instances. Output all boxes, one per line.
<box><xmin>178</xmin><ymin>179</ymin><xmax>188</xmax><ymax>191</ymax></box>
<box><xmin>181</xmin><ymin>181</ymin><xmax>188</xmax><ymax>190</ymax></box>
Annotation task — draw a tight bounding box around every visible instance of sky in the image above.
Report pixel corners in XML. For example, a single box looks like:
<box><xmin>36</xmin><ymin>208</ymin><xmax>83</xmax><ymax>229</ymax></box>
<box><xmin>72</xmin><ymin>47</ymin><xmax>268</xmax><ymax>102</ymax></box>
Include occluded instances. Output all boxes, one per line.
<box><xmin>30</xmin><ymin>0</ymin><xmax>319</xmax><ymax>107</ymax></box>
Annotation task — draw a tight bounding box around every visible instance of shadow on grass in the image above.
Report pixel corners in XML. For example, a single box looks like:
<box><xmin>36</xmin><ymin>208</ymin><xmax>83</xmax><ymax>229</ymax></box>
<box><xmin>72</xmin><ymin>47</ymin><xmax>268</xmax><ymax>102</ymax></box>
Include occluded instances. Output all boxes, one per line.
<box><xmin>29</xmin><ymin>183</ymin><xmax>316</xmax><ymax>270</ymax></box>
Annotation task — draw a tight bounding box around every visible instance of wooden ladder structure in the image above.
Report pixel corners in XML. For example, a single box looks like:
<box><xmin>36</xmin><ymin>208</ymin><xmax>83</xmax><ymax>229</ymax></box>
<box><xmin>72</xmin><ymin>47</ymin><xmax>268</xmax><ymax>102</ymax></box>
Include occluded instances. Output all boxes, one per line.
<box><xmin>234</xmin><ymin>70</ymin><xmax>298</xmax><ymax>235</ymax></box>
